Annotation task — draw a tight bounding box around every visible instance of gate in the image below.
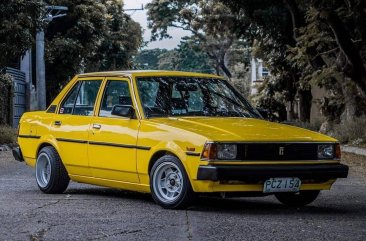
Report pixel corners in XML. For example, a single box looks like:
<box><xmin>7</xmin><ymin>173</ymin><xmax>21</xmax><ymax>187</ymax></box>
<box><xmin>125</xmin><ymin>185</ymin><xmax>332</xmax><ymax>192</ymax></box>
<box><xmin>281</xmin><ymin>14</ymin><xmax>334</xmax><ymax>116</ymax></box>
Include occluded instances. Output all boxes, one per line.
<box><xmin>6</xmin><ymin>67</ymin><xmax>26</xmax><ymax>128</ymax></box>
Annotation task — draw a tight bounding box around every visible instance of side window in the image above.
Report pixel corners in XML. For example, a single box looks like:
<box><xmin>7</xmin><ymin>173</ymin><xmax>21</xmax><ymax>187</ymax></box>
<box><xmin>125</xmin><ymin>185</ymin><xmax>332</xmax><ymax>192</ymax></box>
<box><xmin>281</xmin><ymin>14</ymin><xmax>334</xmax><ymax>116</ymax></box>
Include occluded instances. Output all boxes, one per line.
<box><xmin>59</xmin><ymin>80</ymin><xmax>102</xmax><ymax>116</ymax></box>
<box><xmin>99</xmin><ymin>80</ymin><xmax>132</xmax><ymax>117</ymax></box>
<box><xmin>59</xmin><ymin>82</ymin><xmax>81</xmax><ymax>114</ymax></box>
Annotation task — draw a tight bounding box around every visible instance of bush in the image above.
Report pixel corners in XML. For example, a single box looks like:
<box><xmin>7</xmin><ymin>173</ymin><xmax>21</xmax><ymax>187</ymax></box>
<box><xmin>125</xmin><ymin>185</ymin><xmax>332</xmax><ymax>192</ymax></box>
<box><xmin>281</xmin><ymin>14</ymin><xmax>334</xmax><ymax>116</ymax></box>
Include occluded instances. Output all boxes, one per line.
<box><xmin>329</xmin><ymin>118</ymin><xmax>366</xmax><ymax>144</ymax></box>
<box><xmin>0</xmin><ymin>125</ymin><xmax>16</xmax><ymax>145</ymax></box>
<box><xmin>0</xmin><ymin>73</ymin><xmax>13</xmax><ymax>125</ymax></box>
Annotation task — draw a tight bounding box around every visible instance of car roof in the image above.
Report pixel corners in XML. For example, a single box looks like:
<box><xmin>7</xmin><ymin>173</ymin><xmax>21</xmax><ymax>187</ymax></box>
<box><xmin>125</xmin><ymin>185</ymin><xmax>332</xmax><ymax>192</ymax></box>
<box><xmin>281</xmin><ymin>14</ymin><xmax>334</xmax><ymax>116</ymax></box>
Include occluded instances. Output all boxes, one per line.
<box><xmin>77</xmin><ymin>70</ymin><xmax>223</xmax><ymax>79</ymax></box>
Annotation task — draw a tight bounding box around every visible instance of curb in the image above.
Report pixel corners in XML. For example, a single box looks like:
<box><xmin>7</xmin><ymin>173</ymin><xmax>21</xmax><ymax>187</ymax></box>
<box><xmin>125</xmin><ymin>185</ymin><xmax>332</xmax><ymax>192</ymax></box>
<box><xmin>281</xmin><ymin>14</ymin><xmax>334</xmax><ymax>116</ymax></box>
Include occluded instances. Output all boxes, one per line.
<box><xmin>341</xmin><ymin>145</ymin><xmax>366</xmax><ymax>157</ymax></box>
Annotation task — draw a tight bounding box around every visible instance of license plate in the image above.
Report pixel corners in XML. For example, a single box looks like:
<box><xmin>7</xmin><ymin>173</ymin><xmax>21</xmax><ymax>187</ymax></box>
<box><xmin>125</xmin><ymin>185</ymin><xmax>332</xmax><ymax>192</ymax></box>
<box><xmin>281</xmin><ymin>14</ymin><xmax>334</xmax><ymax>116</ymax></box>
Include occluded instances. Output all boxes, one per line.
<box><xmin>263</xmin><ymin>177</ymin><xmax>301</xmax><ymax>193</ymax></box>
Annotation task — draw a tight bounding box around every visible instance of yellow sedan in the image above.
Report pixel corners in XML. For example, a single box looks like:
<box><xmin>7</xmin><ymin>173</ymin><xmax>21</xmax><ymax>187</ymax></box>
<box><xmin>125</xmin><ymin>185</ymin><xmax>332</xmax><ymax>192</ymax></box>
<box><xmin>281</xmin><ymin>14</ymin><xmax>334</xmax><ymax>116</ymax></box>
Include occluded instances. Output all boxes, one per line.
<box><xmin>13</xmin><ymin>70</ymin><xmax>348</xmax><ymax>209</ymax></box>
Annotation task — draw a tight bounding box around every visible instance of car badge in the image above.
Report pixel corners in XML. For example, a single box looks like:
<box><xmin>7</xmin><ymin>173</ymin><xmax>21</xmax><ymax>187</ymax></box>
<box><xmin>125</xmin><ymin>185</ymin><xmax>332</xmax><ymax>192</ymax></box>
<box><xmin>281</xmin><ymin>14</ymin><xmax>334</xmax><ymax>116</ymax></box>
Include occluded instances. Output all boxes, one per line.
<box><xmin>279</xmin><ymin>147</ymin><xmax>285</xmax><ymax>156</ymax></box>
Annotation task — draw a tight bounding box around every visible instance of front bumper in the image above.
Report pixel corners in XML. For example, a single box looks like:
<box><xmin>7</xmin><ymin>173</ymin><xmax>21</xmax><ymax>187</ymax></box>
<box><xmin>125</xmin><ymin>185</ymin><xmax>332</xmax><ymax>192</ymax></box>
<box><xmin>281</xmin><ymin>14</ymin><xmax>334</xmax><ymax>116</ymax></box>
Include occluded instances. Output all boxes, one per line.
<box><xmin>12</xmin><ymin>147</ymin><xmax>24</xmax><ymax>162</ymax></box>
<box><xmin>197</xmin><ymin>164</ymin><xmax>349</xmax><ymax>182</ymax></box>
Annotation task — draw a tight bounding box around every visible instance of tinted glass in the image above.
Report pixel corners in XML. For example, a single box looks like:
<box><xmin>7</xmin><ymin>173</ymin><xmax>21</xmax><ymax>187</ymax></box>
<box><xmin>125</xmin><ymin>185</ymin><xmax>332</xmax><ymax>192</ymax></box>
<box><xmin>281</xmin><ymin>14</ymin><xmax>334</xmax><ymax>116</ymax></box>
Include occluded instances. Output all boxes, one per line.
<box><xmin>59</xmin><ymin>80</ymin><xmax>102</xmax><ymax>116</ymax></box>
<box><xmin>136</xmin><ymin>77</ymin><xmax>260</xmax><ymax>118</ymax></box>
<box><xmin>99</xmin><ymin>80</ymin><xmax>132</xmax><ymax>117</ymax></box>
<box><xmin>59</xmin><ymin>82</ymin><xmax>81</xmax><ymax>114</ymax></box>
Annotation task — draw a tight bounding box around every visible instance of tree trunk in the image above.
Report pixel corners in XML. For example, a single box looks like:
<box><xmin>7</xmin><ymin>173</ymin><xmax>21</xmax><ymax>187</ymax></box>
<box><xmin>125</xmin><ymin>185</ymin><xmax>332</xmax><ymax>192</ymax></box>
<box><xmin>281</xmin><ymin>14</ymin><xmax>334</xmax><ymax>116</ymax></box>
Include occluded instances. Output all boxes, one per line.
<box><xmin>297</xmin><ymin>89</ymin><xmax>312</xmax><ymax>122</ymax></box>
<box><xmin>320</xmin><ymin>10</ymin><xmax>366</xmax><ymax>96</ymax></box>
<box><xmin>219</xmin><ymin>60</ymin><xmax>232</xmax><ymax>78</ymax></box>
<box><xmin>283</xmin><ymin>0</ymin><xmax>304</xmax><ymax>40</ymax></box>
<box><xmin>340</xmin><ymin>80</ymin><xmax>358</xmax><ymax>122</ymax></box>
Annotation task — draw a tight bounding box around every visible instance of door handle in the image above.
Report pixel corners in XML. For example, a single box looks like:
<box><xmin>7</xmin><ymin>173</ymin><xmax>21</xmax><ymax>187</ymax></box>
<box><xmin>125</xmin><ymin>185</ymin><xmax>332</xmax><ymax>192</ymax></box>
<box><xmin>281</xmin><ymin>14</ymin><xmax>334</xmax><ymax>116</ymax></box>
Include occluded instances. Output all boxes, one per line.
<box><xmin>92</xmin><ymin>124</ymin><xmax>101</xmax><ymax>129</ymax></box>
<box><xmin>54</xmin><ymin>120</ymin><xmax>62</xmax><ymax>126</ymax></box>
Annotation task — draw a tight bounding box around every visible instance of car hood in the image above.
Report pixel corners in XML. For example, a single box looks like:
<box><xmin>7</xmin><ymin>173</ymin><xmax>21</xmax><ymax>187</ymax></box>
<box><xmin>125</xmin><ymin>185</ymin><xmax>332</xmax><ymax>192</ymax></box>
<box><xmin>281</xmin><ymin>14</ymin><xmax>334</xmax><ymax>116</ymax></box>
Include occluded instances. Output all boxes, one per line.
<box><xmin>149</xmin><ymin>117</ymin><xmax>336</xmax><ymax>142</ymax></box>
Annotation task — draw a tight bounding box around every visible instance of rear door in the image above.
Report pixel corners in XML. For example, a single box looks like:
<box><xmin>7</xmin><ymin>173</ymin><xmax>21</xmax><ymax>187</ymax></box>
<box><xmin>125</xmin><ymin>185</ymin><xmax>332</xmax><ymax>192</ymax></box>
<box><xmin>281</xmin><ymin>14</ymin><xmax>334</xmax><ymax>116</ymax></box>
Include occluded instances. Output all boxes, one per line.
<box><xmin>87</xmin><ymin>77</ymin><xmax>140</xmax><ymax>183</ymax></box>
<box><xmin>52</xmin><ymin>78</ymin><xmax>103</xmax><ymax>176</ymax></box>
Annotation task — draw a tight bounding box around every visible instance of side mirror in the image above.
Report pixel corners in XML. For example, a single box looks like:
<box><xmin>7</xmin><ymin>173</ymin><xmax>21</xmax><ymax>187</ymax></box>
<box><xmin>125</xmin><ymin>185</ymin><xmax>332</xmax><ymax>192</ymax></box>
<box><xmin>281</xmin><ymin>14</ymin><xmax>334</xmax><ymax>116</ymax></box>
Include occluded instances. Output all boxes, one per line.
<box><xmin>111</xmin><ymin>105</ymin><xmax>135</xmax><ymax>118</ymax></box>
<box><xmin>257</xmin><ymin>108</ymin><xmax>269</xmax><ymax>120</ymax></box>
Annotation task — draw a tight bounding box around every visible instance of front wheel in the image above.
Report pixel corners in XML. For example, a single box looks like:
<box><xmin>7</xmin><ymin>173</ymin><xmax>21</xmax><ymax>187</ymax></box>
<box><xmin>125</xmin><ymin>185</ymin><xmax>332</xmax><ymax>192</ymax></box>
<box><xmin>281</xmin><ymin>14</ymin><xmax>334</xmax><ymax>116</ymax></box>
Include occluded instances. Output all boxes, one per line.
<box><xmin>150</xmin><ymin>155</ymin><xmax>195</xmax><ymax>209</ymax></box>
<box><xmin>36</xmin><ymin>146</ymin><xmax>70</xmax><ymax>194</ymax></box>
<box><xmin>275</xmin><ymin>190</ymin><xmax>320</xmax><ymax>207</ymax></box>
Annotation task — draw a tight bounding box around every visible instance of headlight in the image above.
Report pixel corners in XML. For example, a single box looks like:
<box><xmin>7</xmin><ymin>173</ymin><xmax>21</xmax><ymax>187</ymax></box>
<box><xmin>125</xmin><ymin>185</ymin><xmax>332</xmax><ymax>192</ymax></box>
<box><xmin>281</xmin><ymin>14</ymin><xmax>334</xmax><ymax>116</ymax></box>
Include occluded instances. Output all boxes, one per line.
<box><xmin>318</xmin><ymin>144</ymin><xmax>334</xmax><ymax>159</ymax></box>
<box><xmin>217</xmin><ymin>144</ymin><xmax>237</xmax><ymax>160</ymax></box>
<box><xmin>201</xmin><ymin>143</ymin><xmax>238</xmax><ymax>160</ymax></box>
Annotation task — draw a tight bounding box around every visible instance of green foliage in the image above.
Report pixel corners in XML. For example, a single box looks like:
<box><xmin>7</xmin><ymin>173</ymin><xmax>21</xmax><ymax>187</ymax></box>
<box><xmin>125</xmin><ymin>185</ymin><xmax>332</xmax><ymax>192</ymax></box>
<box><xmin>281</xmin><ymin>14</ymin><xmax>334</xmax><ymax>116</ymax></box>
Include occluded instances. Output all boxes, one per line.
<box><xmin>45</xmin><ymin>0</ymin><xmax>142</xmax><ymax>101</ymax></box>
<box><xmin>134</xmin><ymin>49</ymin><xmax>168</xmax><ymax>70</ymax></box>
<box><xmin>0</xmin><ymin>125</ymin><xmax>16</xmax><ymax>145</ymax></box>
<box><xmin>133</xmin><ymin>39</ymin><xmax>215</xmax><ymax>73</ymax></box>
<box><xmin>252</xmin><ymin>77</ymin><xmax>287</xmax><ymax>122</ymax></box>
<box><xmin>327</xmin><ymin>117</ymin><xmax>366</xmax><ymax>144</ymax></box>
<box><xmin>0</xmin><ymin>0</ymin><xmax>43</xmax><ymax>68</ymax></box>
<box><xmin>221</xmin><ymin>0</ymin><xmax>366</xmax><ymax>123</ymax></box>
<box><xmin>0</xmin><ymin>74</ymin><xmax>13</xmax><ymax>125</ymax></box>
<box><xmin>146</xmin><ymin>0</ymin><xmax>241</xmax><ymax>77</ymax></box>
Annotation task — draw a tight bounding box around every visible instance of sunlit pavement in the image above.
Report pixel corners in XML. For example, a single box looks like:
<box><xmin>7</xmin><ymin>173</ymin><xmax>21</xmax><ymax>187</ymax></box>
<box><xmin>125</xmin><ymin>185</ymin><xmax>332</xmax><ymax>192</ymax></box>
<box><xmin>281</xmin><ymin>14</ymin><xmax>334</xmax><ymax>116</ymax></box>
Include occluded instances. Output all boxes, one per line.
<box><xmin>0</xmin><ymin>151</ymin><xmax>365</xmax><ymax>241</ymax></box>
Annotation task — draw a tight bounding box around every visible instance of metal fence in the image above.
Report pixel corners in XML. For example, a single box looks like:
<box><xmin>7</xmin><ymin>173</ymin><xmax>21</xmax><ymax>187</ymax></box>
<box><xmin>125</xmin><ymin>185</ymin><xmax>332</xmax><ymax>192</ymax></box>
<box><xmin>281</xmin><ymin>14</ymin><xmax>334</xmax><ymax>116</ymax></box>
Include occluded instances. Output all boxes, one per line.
<box><xmin>3</xmin><ymin>68</ymin><xmax>27</xmax><ymax>128</ymax></box>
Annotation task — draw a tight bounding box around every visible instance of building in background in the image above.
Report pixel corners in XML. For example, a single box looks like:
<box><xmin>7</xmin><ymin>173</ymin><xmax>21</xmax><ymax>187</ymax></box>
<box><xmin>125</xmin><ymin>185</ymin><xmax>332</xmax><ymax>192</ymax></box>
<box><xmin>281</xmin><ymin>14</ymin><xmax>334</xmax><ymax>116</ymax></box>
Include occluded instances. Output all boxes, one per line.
<box><xmin>250</xmin><ymin>57</ymin><xmax>269</xmax><ymax>95</ymax></box>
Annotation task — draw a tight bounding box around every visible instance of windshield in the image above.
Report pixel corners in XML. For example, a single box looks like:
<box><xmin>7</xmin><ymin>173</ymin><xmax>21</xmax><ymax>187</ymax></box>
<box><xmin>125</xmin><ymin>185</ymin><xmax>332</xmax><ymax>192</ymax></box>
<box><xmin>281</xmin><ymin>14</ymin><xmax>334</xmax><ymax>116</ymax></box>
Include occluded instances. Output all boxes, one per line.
<box><xmin>136</xmin><ymin>76</ymin><xmax>260</xmax><ymax>118</ymax></box>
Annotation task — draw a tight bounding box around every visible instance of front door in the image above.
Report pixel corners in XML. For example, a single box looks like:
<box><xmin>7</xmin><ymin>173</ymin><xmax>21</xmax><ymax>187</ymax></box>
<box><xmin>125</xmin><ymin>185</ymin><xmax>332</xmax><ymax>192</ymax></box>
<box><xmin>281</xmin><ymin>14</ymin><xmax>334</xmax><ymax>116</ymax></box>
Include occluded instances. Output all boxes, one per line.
<box><xmin>52</xmin><ymin>78</ymin><xmax>103</xmax><ymax>176</ymax></box>
<box><xmin>88</xmin><ymin>77</ymin><xmax>140</xmax><ymax>183</ymax></box>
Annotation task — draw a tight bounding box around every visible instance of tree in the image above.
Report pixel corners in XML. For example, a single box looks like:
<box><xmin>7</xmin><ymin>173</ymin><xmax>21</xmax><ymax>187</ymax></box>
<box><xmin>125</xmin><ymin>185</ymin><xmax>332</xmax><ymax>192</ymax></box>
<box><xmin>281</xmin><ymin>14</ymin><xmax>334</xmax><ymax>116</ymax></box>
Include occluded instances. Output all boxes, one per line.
<box><xmin>45</xmin><ymin>0</ymin><xmax>142</xmax><ymax>102</ymax></box>
<box><xmin>222</xmin><ymin>0</ymin><xmax>366</xmax><ymax>123</ymax></box>
<box><xmin>146</xmin><ymin>0</ymin><xmax>243</xmax><ymax>78</ymax></box>
<box><xmin>0</xmin><ymin>0</ymin><xmax>43</xmax><ymax>68</ymax></box>
<box><xmin>133</xmin><ymin>49</ymin><xmax>169</xmax><ymax>70</ymax></box>
<box><xmin>133</xmin><ymin>39</ymin><xmax>215</xmax><ymax>73</ymax></box>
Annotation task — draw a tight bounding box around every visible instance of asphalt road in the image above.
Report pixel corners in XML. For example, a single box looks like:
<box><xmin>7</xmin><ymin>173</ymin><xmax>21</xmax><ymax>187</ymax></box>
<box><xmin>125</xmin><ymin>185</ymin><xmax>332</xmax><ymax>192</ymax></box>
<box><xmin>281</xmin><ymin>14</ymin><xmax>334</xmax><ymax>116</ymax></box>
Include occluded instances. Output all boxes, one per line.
<box><xmin>0</xmin><ymin>151</ymin><xmax>365</xmax><ymax>241</ymax></box>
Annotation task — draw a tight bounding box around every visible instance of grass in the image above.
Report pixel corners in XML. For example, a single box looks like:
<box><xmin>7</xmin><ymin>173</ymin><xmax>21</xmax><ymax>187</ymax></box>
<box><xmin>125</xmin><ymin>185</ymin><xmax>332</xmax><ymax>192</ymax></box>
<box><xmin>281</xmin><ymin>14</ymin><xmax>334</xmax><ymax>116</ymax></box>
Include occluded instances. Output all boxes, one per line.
<box><xmin>0</xmin><ymin>125</ymin><xmax>17</xmax><ymax>145</ymax></box>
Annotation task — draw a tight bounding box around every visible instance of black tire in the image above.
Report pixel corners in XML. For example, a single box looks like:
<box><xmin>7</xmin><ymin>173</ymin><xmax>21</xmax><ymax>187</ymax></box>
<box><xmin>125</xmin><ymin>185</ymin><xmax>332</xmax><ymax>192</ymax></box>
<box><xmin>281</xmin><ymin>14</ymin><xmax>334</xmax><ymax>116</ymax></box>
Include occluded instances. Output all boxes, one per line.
<box><xmin>150</xmin><ymin>155</ymin><xmax>195</xmax><ymax>209</ymax></box>
<box><xmin>275</xmin><ymin>190</ymin><xmax>320</xmax><ymax>207</ymax></box>
<box><xmin>35</xmin><ymin>146</ymin><xmax>69</xmax><ymax>194</ymax></box>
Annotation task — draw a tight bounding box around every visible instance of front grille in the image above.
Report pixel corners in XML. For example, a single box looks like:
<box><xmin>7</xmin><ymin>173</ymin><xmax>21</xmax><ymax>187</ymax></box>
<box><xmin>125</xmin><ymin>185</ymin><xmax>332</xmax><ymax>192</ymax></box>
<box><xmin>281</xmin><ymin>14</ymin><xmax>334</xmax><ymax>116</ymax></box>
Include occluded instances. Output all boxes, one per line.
<box><xmin>235</xmin><ymin>143</ymin><xmax>326</xmax><ymax>161</ymax></box>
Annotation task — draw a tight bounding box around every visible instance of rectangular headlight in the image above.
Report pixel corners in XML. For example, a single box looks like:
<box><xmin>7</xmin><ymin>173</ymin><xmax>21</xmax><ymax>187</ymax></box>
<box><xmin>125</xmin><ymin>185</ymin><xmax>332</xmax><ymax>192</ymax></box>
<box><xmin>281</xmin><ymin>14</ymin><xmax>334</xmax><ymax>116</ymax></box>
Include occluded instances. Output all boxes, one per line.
<box><xmin>318</xmin><ymin>144</ymin><xmax>334</xmax><ymax>159</ymax></box>
<box><xmin>217</xmin><ymin>144</ymin><xmax>237</xmax><ymax>160</ymax></box>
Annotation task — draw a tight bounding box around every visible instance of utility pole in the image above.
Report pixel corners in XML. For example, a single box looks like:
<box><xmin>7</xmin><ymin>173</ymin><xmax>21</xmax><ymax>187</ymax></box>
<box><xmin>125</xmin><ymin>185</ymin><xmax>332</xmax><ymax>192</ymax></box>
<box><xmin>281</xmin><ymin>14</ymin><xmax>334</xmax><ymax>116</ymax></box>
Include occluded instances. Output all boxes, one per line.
<box><xmin>36</xmin><ymin>6</ymin><xmax>68</xmax><ymax>110</ymax></box>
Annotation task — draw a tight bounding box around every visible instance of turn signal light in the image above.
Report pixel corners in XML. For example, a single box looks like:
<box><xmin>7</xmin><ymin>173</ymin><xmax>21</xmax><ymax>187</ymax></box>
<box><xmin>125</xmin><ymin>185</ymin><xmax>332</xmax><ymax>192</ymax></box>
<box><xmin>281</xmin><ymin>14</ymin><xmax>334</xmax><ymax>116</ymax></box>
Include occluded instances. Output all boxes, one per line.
<box><xmin>201</xmin><ymin>143</ymin><xmax>217</xmax><ymax>160</ymax></box>
<box><xmin>335</xmin><ymin>143</ymin><xmax>341</xmax><ymax>159</ymax></box>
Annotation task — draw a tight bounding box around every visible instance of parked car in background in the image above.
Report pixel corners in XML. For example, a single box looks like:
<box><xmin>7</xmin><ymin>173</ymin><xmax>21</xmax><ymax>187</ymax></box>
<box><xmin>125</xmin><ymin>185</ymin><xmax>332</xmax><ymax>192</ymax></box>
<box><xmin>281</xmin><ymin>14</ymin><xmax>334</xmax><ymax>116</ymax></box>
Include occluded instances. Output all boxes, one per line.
<box><xmin>13</xmin><ymin>70</ymin><xmax>348</xmax><ymax>209</ymax></box>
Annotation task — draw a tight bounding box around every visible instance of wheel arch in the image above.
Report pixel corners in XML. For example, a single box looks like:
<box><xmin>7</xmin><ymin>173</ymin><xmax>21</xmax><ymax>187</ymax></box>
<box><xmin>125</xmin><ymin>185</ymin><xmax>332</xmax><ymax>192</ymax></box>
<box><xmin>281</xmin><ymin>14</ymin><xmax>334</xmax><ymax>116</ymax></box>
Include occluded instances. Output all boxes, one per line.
<box><xmin>36</xmin><ymin>137</ymin><xmax>60</xmax><ymax>158</ymax></box>
<box><xmin>148</xmin><ymin>150</ymin><xmax>178</xmax><ymax>175</ymax></box>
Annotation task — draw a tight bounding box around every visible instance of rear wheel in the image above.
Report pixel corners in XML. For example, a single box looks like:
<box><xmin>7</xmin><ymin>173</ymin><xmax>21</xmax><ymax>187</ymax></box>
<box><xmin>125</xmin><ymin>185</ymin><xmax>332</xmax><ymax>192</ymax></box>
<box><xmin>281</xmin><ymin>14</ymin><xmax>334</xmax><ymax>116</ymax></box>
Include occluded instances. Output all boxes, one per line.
<box><xmin>36</xmin><ymin>146</ymin><xmax>69</xmax><ymax>194</ymax></box>
<box><xmin>150</xmin><ymin>155</ymin><xmax>194</xmax><ymax>209</ymax></box>
<box><xmin>275</xmin><ymin>190</ymin><xmax>320</xmax><ymax>207</ymax></box>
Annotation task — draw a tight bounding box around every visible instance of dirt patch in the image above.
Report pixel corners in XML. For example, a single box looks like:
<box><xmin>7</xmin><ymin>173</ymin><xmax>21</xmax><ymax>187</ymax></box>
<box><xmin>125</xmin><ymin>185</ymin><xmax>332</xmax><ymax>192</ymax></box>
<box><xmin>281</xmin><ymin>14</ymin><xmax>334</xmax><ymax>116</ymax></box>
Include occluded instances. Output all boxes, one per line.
<box><xmin>342</xmin><ymin>152</ymin><xmax>366</xmax><ymax>179</ymax></box>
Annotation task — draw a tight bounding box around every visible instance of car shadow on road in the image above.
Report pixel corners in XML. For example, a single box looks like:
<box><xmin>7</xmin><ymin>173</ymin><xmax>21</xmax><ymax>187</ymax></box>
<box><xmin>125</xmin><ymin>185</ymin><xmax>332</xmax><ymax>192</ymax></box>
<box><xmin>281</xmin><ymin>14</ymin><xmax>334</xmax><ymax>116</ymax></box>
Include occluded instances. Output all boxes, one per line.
<box><xmin>65</xmin><ymin>186</ymin><xmax>154</xmax><ymax>202</ymax></box>
<box><xmin>63</xmin><ymin>186</ymin><xmax>360</xmax><ymax>217</ymax></box>
<box><xmin>188</xmin><ymin>196</ymin><xmax>358</xmax><ymax>216</ymax></box>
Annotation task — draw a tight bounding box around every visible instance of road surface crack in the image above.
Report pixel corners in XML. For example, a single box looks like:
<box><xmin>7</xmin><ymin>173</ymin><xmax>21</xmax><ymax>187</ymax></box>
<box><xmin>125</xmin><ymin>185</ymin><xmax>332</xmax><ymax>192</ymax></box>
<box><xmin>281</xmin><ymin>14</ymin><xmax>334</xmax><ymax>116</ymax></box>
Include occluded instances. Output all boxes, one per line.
<box><xmin>185</xmin><ymin>210</ymin><xmax>193</xmax><ymax>241</ymax></box>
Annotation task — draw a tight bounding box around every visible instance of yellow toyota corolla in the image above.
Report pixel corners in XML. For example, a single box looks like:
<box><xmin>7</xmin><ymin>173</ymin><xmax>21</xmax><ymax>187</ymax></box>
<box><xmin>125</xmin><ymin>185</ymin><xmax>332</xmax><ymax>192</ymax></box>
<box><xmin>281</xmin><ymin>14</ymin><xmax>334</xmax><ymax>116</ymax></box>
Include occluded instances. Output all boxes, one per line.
<box><xmin>13</xmin><ymin>70</ymin><xmax>348</xmax><ymax>209</ymax></box>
